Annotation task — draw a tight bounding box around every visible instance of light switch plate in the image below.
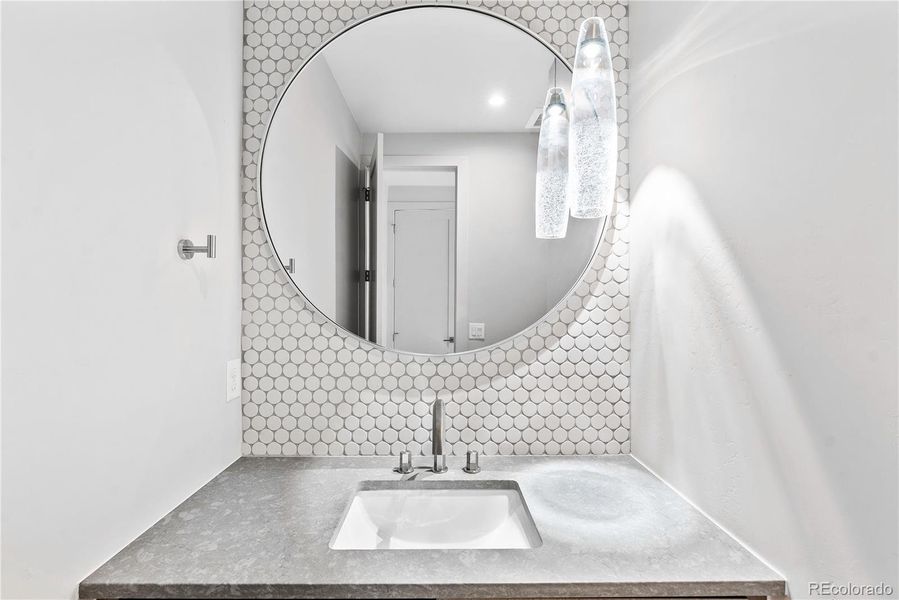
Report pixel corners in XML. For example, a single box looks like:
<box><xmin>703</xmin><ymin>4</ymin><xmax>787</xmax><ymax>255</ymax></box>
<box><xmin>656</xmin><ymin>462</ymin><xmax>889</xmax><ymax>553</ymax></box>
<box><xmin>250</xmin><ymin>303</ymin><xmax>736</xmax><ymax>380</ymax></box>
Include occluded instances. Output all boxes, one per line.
<box><xmin>226</xmin><ymin>359</ymin><xmax>241</xmax><ymax>402</ymax></box>
<box><xmin>468</xmin><ymin>322</ymin><xmax>485</xmax><ymax>341</ymax></box>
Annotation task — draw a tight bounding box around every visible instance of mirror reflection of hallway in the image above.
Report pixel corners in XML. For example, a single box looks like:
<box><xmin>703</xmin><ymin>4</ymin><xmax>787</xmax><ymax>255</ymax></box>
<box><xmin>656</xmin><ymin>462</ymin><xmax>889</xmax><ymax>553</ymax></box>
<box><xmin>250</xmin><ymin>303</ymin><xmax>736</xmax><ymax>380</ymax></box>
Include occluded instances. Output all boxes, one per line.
<box><xmin>259</xmin><ymin>6</ymin><xmax>604</xmax><ymax>354</ymax></box>
<box><xmin>385</xmin><ymin>167</ymin><xmax>457</xmax><ymax>354</ymax></box>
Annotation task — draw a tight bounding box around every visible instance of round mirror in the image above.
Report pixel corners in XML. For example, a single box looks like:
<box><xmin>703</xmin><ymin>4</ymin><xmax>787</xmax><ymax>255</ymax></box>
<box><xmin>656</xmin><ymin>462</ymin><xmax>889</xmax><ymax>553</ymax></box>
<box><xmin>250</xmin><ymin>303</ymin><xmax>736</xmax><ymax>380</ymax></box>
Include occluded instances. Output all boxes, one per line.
<box><xmin>259</xmin><ymin>5</ymin><xmax>604</xmax><ymax>355</ymax></box>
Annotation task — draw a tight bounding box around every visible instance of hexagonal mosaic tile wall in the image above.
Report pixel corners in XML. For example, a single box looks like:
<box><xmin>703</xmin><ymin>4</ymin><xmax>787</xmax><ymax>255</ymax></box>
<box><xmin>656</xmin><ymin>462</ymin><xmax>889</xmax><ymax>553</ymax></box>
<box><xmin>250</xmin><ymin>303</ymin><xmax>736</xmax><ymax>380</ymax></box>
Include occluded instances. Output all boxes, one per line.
<box><xmin>241</xmin><ymin>0</ymin><xmax>630</xmax><ymax>457</ymax></box>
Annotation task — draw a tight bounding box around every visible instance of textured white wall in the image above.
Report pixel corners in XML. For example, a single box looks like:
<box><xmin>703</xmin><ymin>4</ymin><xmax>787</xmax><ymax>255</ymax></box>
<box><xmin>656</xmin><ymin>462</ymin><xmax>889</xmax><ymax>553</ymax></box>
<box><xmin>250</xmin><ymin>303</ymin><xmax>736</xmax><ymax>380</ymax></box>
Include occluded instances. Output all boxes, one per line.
<box><xmin>1</xmin><ymin>2</ymin><xmax>244</xmax><ymax>598</ymax></box>
<box><xmin>240</xmin><ymin>1</ymin><xmax>631</xmax><ymax>458</ymax></box>
<box><xmin>629</xmin><ymin>2</ymin><xmax>898</xmax><ymax>598</ymax></box>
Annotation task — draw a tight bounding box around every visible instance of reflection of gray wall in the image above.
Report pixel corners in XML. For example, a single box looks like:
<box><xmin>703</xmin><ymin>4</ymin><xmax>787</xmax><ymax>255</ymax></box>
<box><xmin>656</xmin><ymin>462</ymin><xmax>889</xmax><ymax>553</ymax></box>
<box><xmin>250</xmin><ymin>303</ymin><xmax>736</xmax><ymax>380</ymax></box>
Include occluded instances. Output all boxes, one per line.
<box><xmin>262</xmin><ymin>57</ymin><xmax>362</xmax><ymax>316</ymax></box>
<box><xmin>388</xmin><ymin>185</ymin><xmax>454</xmax><ymax>204</ymax></box>
<box><xmin>334</xmin><ymin>148</ymin><xmax>361</xmax><ymax>335</ymax></box>
<box><xmin>377</xmin><ymin>132</ymin><xmax>601</xmax><ymax>351</ymax></box>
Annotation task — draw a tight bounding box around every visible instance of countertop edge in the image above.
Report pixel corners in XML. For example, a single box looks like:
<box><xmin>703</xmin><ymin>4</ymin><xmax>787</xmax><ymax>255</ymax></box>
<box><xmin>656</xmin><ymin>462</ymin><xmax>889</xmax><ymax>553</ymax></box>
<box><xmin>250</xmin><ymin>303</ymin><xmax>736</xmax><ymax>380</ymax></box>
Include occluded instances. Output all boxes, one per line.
<box><xmin>80</xmin><ymin>579</ymin><xmax>787</xmax><ymax>599</ymax></box>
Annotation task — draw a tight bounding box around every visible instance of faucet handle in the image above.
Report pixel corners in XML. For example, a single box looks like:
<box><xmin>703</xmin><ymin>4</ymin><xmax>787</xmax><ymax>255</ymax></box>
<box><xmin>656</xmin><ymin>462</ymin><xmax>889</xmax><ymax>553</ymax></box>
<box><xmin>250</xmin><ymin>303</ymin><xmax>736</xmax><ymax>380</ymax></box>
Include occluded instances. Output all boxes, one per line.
<box><xmin>463</xmin><ymin>450</ymin><xmax>481</xmax><ymax>474</ymax></box>
<box><xmin>394</xmin><ymin>450</ymin><xmax>413</xmax><ymax>474</ymax></box>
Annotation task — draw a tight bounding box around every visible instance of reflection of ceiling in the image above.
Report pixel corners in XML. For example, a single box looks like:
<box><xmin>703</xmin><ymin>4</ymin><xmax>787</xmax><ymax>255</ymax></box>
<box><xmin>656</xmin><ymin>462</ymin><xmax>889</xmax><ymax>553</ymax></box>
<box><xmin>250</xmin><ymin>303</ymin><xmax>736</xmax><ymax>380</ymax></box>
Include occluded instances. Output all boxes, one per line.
<box><xmin>319</xmin><ymin>7</ymin><xmax>570</xmax><ymax>134</ymax></box>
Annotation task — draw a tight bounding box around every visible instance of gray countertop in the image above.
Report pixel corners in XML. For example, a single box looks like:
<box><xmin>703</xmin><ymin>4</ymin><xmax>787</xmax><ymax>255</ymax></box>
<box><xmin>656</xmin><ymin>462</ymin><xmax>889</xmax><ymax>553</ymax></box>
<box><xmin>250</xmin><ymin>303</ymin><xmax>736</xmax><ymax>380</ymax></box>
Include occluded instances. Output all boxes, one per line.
<box><xmin>80</xmin><ymin>455</ymin><xmax>784</xmax><ymax>599</ymax></box>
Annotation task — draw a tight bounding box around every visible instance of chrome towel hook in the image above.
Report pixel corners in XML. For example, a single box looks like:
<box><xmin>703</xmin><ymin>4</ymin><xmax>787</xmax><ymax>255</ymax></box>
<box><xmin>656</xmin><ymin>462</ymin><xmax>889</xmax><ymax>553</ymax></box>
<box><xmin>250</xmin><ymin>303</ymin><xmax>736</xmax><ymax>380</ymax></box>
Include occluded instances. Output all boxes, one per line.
<box><xmin>178</xmin><ymin>235</ymin><xmax>216</xmax><ymax>260</ymax></box>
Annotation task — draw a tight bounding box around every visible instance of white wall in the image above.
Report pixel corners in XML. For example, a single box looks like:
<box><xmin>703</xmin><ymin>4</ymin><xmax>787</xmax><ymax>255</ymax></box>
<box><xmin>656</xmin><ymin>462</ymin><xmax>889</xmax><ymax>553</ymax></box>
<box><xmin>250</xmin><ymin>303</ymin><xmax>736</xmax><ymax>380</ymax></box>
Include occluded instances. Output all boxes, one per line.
<box><xmin>629</xmin><ymin>2</ymin><xmax>898</xmax><ymax>598</ymax></box>
<box><xmin>1</xmin><ymin>2</ymin><xmax>243</xmax><ymax>598</ymax></box>
<box><xmin>261</xmin><ymin>56</ymin><xmax>363</xmax><ymax>318</ymax></box>
<box><xmin>380</xmin><ymin>132</ymin><xmax>601</xmax><ymax>351</ymax></box>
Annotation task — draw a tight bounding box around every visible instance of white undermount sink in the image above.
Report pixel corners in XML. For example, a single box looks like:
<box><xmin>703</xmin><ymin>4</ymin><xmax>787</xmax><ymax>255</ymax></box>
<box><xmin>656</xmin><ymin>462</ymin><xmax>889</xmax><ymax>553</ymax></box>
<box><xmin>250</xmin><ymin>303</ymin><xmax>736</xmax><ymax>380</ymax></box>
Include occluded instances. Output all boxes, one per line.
<box><xmin>329</xmin><ymin>480</ymin><xmax>542</xmax><ymax>550</ymax></box>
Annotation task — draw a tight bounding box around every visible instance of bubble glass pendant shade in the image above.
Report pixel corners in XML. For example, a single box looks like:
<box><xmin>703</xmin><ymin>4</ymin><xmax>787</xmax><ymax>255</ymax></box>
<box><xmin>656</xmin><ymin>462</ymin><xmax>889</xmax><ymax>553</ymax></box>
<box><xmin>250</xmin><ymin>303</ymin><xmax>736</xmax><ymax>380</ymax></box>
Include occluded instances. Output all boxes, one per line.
<box><xmin>568</xmin><ymin>17</ymin><xmax>618</xmax><ymax>219</ymax></box>
<box><xmin>535</xmin><ymin>87</ymin><xmax>571</xmax><ymax>239</ymax></box>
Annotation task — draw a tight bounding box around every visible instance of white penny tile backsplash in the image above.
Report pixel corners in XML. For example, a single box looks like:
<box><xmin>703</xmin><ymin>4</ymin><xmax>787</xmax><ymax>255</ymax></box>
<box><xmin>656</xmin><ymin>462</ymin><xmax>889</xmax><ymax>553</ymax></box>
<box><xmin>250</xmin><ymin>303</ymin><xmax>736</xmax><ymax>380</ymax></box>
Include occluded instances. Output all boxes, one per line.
<box><xmin>241</xmin><ymin>0</ymin><xmax>630</xmax><ymax>457</ymax></box>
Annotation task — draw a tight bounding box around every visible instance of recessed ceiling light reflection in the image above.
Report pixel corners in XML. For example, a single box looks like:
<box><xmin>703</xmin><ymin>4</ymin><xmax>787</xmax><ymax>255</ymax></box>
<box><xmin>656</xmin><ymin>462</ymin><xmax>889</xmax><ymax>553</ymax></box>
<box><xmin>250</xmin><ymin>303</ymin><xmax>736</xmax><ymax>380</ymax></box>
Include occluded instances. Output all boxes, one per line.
<box><xmin>488</xmin><ymin>93</ymin><xmax>506</xmax><ymax>108</ymax></box>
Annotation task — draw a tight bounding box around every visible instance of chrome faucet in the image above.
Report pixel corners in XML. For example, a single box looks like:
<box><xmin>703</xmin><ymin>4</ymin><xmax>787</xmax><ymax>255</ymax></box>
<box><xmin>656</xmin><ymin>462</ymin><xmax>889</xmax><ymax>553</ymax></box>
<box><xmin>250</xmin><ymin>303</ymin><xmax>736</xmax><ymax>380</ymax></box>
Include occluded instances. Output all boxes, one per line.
<box><xmin>431</xmin><ymin>397</ymin><xmax>447</xmax><ymax>473</ymax></box>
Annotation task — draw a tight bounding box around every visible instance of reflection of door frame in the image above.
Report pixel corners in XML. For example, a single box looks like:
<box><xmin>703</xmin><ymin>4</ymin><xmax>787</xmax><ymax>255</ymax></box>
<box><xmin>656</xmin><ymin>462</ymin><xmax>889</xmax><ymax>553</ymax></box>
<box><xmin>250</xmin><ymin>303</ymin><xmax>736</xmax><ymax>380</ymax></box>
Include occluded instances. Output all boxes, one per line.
<box><xmin>365</xmin><ymin>134</ymin><xmax>384</xmax><ymax>344</ymax></box>
<box><xmin>386</xmin><ymin>204</ymin><xmax>456</xmax><ymax>352</ymax></box>
<box><xmin>382</xmin><ymin>155</ymin><xmax>469</xmax><ymax>352</ymax></box>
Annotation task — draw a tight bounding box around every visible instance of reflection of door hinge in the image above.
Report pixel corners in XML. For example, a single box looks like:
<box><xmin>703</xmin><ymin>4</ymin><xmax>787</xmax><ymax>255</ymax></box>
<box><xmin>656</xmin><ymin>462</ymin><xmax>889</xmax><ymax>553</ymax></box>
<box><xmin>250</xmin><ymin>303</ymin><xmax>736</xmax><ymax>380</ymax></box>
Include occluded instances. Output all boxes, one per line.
<box><xmin>363</xmin><ymin>270</ymin><xmax>372</xmax><ymax>282</ymax></box>
<box><xmin>363</xmin><ymin>187</ymin><xmax>371</xmax><ymax>202</ymax></box>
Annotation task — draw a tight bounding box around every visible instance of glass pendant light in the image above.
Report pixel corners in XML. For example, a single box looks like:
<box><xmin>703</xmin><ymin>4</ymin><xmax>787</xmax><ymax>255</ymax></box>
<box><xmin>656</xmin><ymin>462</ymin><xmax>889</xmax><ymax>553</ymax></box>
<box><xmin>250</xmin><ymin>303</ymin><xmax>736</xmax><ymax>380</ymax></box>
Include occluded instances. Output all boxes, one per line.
<box><xmin>535</xmin><ymin>80</ymin><xmax>571</xmax><ymax>239</ymax></box>
<box><xmin>568</xmin><ymin>17</ymin><xmax>617</xmax><ymax>219</ymax></box>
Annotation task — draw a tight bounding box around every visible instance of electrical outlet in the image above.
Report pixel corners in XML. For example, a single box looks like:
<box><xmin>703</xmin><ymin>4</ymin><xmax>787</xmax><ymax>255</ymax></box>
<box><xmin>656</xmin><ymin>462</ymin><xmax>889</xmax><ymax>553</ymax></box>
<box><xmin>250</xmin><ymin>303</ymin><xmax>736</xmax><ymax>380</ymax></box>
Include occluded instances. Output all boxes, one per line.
<box><xmin>226</xmin><ymin>359</ymin><xmax>241</xmax><ymax>402</ymax></box>
<box><xmin>468</xmin><ymin>322</ymin><xmax>485</xmax><ymax>341</ymax></box>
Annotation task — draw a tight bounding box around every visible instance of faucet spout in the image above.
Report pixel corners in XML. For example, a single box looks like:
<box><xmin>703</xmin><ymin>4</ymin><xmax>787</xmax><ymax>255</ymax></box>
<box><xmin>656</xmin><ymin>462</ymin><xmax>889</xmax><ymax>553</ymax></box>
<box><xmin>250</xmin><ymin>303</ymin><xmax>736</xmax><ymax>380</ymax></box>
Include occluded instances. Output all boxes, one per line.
<box><xmin>431</xmin><ymin>397</ymin><xmax>447</xmax><ymax>473</ymax></box>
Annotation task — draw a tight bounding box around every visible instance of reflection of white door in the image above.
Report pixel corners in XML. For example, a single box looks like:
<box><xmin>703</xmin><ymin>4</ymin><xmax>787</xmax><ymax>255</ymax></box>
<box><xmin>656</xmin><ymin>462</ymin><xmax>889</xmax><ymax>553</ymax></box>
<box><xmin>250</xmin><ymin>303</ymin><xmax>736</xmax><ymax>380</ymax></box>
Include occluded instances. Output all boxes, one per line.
<box><xmin>391</xmin><ymin>208</ymin><xmax>455</xmax><ymax>354</ymax></box>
